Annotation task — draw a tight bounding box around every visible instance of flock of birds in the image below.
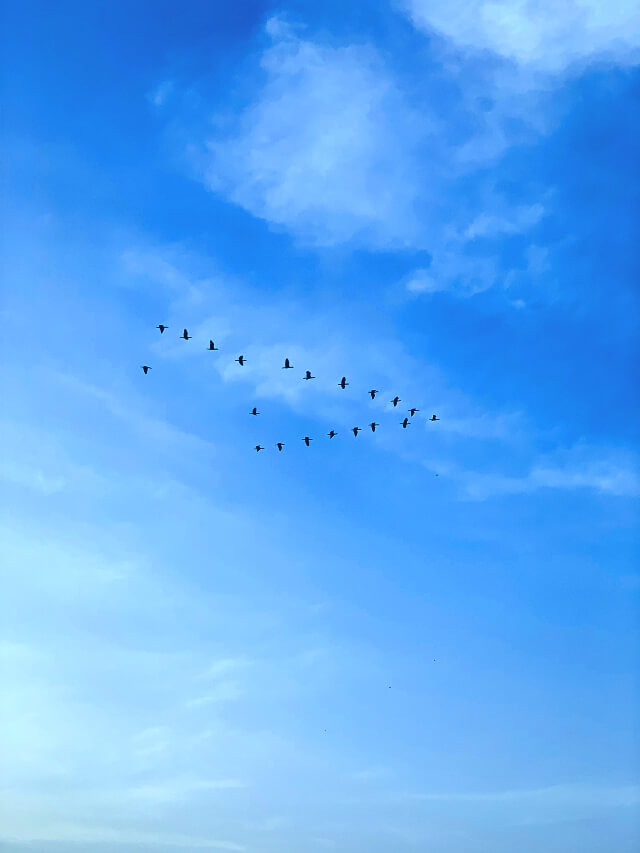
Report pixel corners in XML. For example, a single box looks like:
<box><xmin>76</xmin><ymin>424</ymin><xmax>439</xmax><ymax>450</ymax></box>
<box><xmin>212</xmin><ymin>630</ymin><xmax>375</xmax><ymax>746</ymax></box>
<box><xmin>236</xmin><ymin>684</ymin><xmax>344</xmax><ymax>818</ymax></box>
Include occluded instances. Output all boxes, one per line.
<box><xmin>142</xmin><ymin>325</ymin><xmax>440</xmax><ymax>452</ymax></box>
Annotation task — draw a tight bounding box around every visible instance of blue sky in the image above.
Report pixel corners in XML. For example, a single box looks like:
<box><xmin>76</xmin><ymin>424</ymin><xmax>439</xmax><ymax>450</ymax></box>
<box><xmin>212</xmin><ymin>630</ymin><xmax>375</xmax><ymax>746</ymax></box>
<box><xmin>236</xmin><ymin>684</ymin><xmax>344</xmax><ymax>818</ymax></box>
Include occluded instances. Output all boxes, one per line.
<box><xmin>1</xmin><ymin>1</ymin><xmax>639</xmax><ymax>851</ymax></box>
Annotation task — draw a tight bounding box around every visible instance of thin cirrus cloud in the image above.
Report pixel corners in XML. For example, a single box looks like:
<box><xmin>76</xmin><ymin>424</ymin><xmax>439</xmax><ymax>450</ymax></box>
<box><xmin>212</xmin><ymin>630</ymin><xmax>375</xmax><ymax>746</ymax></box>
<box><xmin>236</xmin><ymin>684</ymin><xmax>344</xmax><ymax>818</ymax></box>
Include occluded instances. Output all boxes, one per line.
<box><xmin>203</xmin><ymin>17</ymin><xmax>427</xmax><ymax>250</ymax></box>
<box><xmin>459</xmin><ymin>444</ymin><xmax>640</xmax><ymax>500</ymax></box>
<box><xmin>402</xmin><ymin>0</ymin><xmax>640</xmax><ymax>72</ymax></box>
<box><xmin>189</xmin><ymin>15</ymin><xmax>551</xmax><ymax>295</ymax></box>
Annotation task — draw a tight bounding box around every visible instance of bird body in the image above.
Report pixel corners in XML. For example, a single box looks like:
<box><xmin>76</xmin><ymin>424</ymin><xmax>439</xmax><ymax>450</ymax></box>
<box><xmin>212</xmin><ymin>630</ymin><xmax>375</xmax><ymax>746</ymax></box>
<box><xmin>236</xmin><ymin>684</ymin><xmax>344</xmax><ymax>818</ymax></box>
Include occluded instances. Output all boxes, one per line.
<box><xmin>369</xmin><ymin>422</ymin><xmax>379</xmax><ymax>432</ymax></box>
<box><xmin>208</xmin><ymin>340</ymin><xmax>219</xmax><ymax>351</ymax></box>
<box><xmin>282</xmin><ymin>358</ymin><xmax>293</xmax><ymax>369</ymax></box>
<box><xmin>400</xmin><ymin>417</ymin><xmax>410</xmax><ymax>428</ymax></box>
<box><xmin>156</xmin><ymin>324</ymin><xmax>168</xmax><ymax>333</ymax></box>
<box><xmin>302</xmin><ymin>436</ymin><xmax>312</xmax><ymax>446</ymax></box>
<box><xmin>141</xmin><ymin>365</ymin><xmax>152</xmax><ymax>374</ymax></box>
<box><xmin>409</xmin><ymin>408</ymin><xmax>420</xmax><ymax>417</ymax></box>
<box><xmin>304</xmin><ymin>370</ymin><xmax>315</xmax><ymax>380</ymax></box>
<box><xmin>236</xmin><ymin>355</ymin><xmax>246</xmax><ymax>366</ymax></box>
<box><xmin>328</xmin><ymin>430</ymin><xmax>337</xmax><ymax>439</ymax></box>
<box><xmin>391</xmin><ymin>396</ymin><xmax>401</xmax><ymax>407</ymax></box>
<box><xmin>181</xmin><ymin>328</ymin><xmax>192</xmax><ymax>340</ymax></box>
<box><xmin>338</xmin><ymin>376</ymin><xmax>349</xmax><ymax>389</ymax></box>
<box><xmin>369</xmin><ymin>389</ymin><xmax>379</xmax><ymax>399</ymax></box>
<box><xmin>250</xmin><ymin>407</ymin><xmax>259</xmax><ymax>416</ymax></box>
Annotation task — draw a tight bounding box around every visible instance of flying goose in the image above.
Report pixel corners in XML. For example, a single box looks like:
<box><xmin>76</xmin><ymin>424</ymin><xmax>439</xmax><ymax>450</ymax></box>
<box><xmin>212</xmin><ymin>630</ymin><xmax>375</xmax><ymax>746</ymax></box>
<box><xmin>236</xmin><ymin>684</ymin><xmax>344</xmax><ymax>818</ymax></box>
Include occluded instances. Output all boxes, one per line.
<box><xmin>409</xmin><ymin>408</ymin><xmax>420</xmax><ymax>417</ymax></box>
<box><xmin>369</xmin><ymin>389</ymin><xmax>379</xmax><ymax>399</ymax></box>
<box><xmin>303</xmin><ymin>370</ymin><xmax>315</xmax><ymax>380</ymax></box>
<box><xmin>282</xmin><ymin>358</ymin><xmax>294</xmax><ymax>369</ymax></box>
<box><xmin>181</xmin><ymin>328</ymin><xmax>192</xmax><ymax>340</ymax></box>
<box><xmin>352</xmin><ymin>426</ymin><xmax>362</xmax><ymax>437</ymax></box>
<box><xmin>250</xmin><ymin>407</ymin><xmax>259</xmax><ymax>416</ymax></box>
<box><xmin>400</xmin><ymin>417</ymin><xmax>410</xmax><ymax>428</ymax></box>
<box><xmin>156</xmin><ymin>324</ymin><xmax>168</xmax><ymax>334</ymax></box>
<box><xmin>430</xmin><ymin>414</ymin><xmax>440</xmax><ymax>421</ymax></box>
<box><xmin>276</xmin><ymin>442</ymin><xmax>285</xmax><ymax>452</ymax></box>
<box><xmin>235</xmin><ymin>355</ymin><xmax>246</xmax><ymax>366</ymax></box>
<box><xmin>328</xmin><ymin>430</ymin><xmax>338</xmax><ymax>439</ymax></box>
<box><xmin>338</xmin><ymin>376</ymin><xmax>349</xmax><ymax>389</ymax></box>
<box><xmin>141</xmin><ymin>365</ymin><xmax>152</xmax><ymax>374</ymax></box>
<box><xmin>302</xmin><ymin>436</ymin><xmax>312</xmax><ymax>447</ymax></box>
<box><xmin>391</xmin><ymin>396</ymin><xmax>401</xmax><ymax>407</ymax></box>
<box><xmin>255</xmin><ymin>445</ymin><xmax>264</xmax><ymax>452</ymax></box>
<box><xmin>208</xmin><ymin>340</ymin><xmax>219</xmax><ymax>351</ymax></box>
<box><xmin>369</xmin><ymin>422</ymin><xmax>379</xmax><ymax>432</ymax></box>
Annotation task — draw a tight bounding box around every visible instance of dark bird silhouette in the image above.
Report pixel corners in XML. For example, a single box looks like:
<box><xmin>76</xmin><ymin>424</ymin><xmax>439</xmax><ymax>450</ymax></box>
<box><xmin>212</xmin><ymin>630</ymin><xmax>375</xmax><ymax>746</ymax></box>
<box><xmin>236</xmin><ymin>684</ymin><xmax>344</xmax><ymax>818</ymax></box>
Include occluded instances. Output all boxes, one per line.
<box><xmin>156</xmin><ymin>324</ymin><xmax>168</xmax><ymax>334</ymax></box>
<box><xmin>302</xmin><ymin>436</ymin><xmax>312</xmax><ymax>447</ymax></box>
<box><xmin>181</xmin><ymin>328</ymin><xmax>192</xmax><ymax>340</ymax></box>
<box><xmin>250</xmin><ymin>407</ymin><xmax>259</xmax><ymax>416</ymax></box>
<box><xmin>235</xmin><ymin>355</ymin><xmax>246</xmax><ymax>366</ymax></box>
<box><xmin>338</xmin><ymin>376</ymin><xmax>349</xmax><ymax>389</ymax></box>
<box><xmin>282</xmin><ymin>358</ymin><xmax>294</xmax><ymax>369</ymax></box>
<box><xmin>430</xmin><ymin>414</ymin><xmax>440</xmax><ymax>421</ymax></box>
<box><xmin>208</xmin><ymin>340</ymin><xmax>219</xmax><ymax>351</ymax></box>
<box><xmin>369</xmin><ymin>422</ymin><xmax>379</xmax><ymax>432</ymax></box>
<box><xmin>369</xmin><ymin>389</ymin><xmax>379</xmax><ymax>399</ymax></box>
<box><xmin>352</xmin><ymin>426</ymin><xmax>362</xmax><ymax>437</ymax></box>
<box><xmin>409</xmin><ymin>408</ymin><xmax>420</xmax><ymax>417</ymax></box>
<box><xmin>141</xmin><ymin>365</ymin><xmax>152</xmax><ymax>374</ymax></box>
<box><xmin>328</xmin><ymin>430</ymin><xmax>337</xmax><ymax>439</ymax></box>
<box><xmin>303</xmin><ymin>370</ymin><xmax>315</xmax><ymax>380</ymax></box>
<box><xmin>391</xmin><ymin>396</ymin><xmax>401</xmax><ymax>407</ymax></box>
<box><xmin>400</xmin><ymin>417</ymin><xmax>410</xmax><ymax>428</ymax></box>
<box><xmin>276</xmin><ymin>442</ymin><xmax>285</xmax><ymax>452</ymax></box>
<box><xmin>255</xmin><ymin>445</ymin><xmax>264</xmax><ymax>452</ymax></box>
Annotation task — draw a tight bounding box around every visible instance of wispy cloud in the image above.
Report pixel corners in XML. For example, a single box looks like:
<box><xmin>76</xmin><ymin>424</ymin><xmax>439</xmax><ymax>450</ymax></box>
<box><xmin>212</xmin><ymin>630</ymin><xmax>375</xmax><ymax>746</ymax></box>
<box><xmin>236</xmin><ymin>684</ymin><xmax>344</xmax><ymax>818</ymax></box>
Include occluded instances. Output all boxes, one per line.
<box><xmin>459</xmin><ymin>444</ymin><xmax>640</xmax><ymax>499</ymax></box>
<box><xmin>402</xmin><ymin>0</ymin><xmax>640</xmax><ymax>72</ymax></box>
<box><xmin>202</xmin><ymin>17</ymin><xmax>426</xmax><ymax>249</ymax></box>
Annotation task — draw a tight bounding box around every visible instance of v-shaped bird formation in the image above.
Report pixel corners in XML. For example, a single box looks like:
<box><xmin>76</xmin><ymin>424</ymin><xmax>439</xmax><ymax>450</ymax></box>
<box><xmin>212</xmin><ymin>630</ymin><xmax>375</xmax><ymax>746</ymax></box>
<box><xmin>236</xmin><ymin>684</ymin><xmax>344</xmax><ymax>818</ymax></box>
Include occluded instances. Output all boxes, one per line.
<box><xmin>143</xmin><ymin>325</ymin><xmax>441</xmax><ymax>451</ymax></box>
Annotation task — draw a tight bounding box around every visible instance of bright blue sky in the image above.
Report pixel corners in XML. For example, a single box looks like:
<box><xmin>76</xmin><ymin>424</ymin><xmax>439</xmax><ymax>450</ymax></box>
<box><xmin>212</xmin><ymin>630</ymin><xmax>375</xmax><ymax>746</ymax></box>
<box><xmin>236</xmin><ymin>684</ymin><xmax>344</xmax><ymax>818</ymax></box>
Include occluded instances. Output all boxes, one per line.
<box><xmin>1</xmin><ymin>1</ymin><xmax>639</xmax><ymax>851</ymax></box>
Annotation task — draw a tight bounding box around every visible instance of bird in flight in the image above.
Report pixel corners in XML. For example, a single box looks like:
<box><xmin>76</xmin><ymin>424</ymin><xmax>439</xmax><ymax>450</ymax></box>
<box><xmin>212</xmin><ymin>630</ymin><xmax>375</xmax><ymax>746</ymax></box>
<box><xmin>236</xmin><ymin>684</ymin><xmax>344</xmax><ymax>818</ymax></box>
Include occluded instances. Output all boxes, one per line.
<box><xmin>208</xmin><ymin>340</ymin><xmax>219</xmax><ymax>351</ymax></box>
<box><xmin>430</xmin><ymin>414</ymin><xmax>440</xmax><ymax>421</ymax></box>
<box><xmin>369</xmin><ymin>422</ymin><xmax>379</xmax><ymax>432</ymax></box>
<box><xmin>303</xmin><ymin>370</ymin><xmax>315</xmax><ymax>380</ymax></box>
<box><xmin>369</xmin><ymin>389</ymin><xmax>379</xmax><ymax>399</ymax></box>
<box><xmin>156</xmin><ymin>324</ymin><xmax>168</xmax><ymax>334</ymax></box>
<box><xmin>409</xmin><ymin>407</ymin><xmax>420</xmax><ymax>417</ymax></box>
<box><xmin>400</xmin><ymin>417</ymin><xmax>410</xmax><ymax>428</ymax></box>
<box><xmin>181</xmin><ymin>328</ymin><xmax>192</xmax><ymax>340</ymax></box>
<box><xmin>302</xmin><ymin>436</ymin><xmax>312</xmax><ymax>446</ymax></box>
<box><xmin>328</xmin><ymin>430</ymin><xmax>337</xmax><ymax>439</ymax></box>
<box><xmin>352</xmin><ymin>426</ymin><xmax>362</xmax><ymax>437</ymax></box>
<box><xmin>338</xmin><ymin>376</ymin><xmax>349</xmax><ymax>389</ymax></box>
<box><xmin>250</xmin><ymin>407</ymin><xmax>259</xmax><ymax>416</ymax></box>
<box><xmin>141</xmin><ymin>365</ymin><xmax>152</xmax><ymax>374</ymax></box>
<box><xmin>235</xmin><ymin>355</ymin><xmax>246</xmax><ymax>366</ymax></box>
<box><xmin>391</xmin><ymin>396</ymin><xmax>401</xmax><ymax>407</ymax></box>
<box><xmin>282</xmin><ymin>358</ymin><xmax>294</xmax><ymax>369</ymax></box>
<box><xmin>255</xmin><ymin>445</ymin><xmax>264</xmax><ymax>452</ymax></box>
<box><xmin>276</xmin><ymin>442</ymin><xmax>285</xmax><ymax>452</ymax></box>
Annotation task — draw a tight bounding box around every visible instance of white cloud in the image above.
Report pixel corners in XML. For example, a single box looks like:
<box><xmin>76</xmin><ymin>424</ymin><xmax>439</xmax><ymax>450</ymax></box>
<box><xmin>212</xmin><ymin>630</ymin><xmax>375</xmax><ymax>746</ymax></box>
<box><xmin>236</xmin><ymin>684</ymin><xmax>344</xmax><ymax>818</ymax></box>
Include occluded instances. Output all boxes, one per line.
<box><xmin>403</xmin><ymin>0</ymin><xmax>640</xmax><ymax>72</ymax></box>
<box><xmin>464</xmin><ymin>203</ymin><xmax>545</xmax><ymax>240</ymax></box>
<box><xmin>460</xmin><ymin>445</ymin><xmax>640</xmax><ymax>499</ymax></box>
<box><xmin>203</xmin><ymin>17</ymin><xmax>426</xmax><ymax>248</ymax></box>
<box><xmin>2</xmin><ymin>821</ymin><xmax>246</xmax><ymax>850</ymax></box>
<box><xmin>406</xmin><ymin>252</ymin><xmax>498</xmax><ymax>296</ymax></box>
<box><xmin>149</xmin><ymin>79</ymin><xmax>175</xmax><ymax>108</ymax></box>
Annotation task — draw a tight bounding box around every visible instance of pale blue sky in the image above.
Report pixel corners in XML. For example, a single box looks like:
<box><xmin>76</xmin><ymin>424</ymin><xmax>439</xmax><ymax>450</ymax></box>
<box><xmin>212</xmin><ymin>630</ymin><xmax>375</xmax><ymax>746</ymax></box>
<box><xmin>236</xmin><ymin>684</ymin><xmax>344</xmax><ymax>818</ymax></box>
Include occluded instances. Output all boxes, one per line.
<box><xmin>1</xmin><ymin>2</ymin><xmax>639</xmax><ymax>852</ymax></box>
